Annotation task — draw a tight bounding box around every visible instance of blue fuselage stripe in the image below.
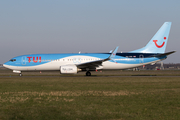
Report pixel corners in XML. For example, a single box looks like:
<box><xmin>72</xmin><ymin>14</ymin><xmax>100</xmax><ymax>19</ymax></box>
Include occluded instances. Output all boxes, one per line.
<box><xmin>4</xmin><ymin>53</ymin><xmax>166</xmax><ymax>67</ymax></box>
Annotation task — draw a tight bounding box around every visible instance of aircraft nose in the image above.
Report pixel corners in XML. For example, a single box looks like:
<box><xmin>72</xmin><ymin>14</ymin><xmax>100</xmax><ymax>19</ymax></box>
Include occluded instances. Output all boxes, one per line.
<box><xmin>3</xmin><ymin>62</ymin><xmax>8</xmax><ymax>68</ymax></box>
<box><xmin>3</xmin><ymin>63</ymin><xmax>6</xmax><ymax>67</ymax></box>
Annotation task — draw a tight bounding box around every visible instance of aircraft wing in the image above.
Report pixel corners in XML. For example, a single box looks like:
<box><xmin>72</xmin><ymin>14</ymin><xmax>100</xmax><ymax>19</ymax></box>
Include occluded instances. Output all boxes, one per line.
<box><xmin>76</xmin><ymin>59</ymin><xmax>104</xmax><ymax>69</ymax></box>
<box><xmin>76</xmin><ymin>46</ymin><xmax>119</xmax><ymax>69</ymax></box>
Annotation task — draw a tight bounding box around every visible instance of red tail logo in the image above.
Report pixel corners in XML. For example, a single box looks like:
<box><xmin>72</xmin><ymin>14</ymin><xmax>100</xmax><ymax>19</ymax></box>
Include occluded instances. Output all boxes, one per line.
<box><xmin>153</xmin><ymin>40</ymin><xmax>165</xmax><ymax>48</ymax></box>
<box><xmin>153</xmin><ymin>37</ymin><xmax>166</xmax><ymax>48</ymax></box>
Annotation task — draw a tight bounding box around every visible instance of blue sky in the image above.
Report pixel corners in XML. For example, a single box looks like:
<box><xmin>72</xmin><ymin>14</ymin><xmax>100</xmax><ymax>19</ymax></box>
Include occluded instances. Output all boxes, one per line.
<box><xmin>0</xmin><ymin>0</ymin><xmax>180</xmax><ymax>63</ymax></box>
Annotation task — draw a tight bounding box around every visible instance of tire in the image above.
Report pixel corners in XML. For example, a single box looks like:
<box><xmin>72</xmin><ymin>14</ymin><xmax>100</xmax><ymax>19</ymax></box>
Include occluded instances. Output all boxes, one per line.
<box><xmin>86</xmin><ymin>71</ymin><xmax>91</xmax><ymax>76</ymax></box>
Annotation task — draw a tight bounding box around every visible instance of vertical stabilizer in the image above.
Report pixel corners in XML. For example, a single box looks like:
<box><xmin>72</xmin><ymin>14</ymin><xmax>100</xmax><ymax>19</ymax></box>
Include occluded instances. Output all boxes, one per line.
<box><xmin>130</xmin><ymin>22</ymin><xmax>171</xmax><ymax>53</ymax></box>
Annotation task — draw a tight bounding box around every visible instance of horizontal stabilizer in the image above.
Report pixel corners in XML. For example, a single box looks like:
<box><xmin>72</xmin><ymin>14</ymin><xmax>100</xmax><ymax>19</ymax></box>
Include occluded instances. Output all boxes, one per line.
<box><xmin>151</xmin><ymin>51</ymin><xmax>176</xmax><ymax>57</ymax></box>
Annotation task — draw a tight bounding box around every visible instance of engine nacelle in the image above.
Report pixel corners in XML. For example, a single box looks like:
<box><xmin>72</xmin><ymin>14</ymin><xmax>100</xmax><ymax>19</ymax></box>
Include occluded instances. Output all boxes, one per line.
<box><xmin>60</xmin><ymin>65</ymin><xmax>80</xmax><ymax>74</ymax></box>
<box><xmin>13</xmin><ymin>70</ymin><xmax>21</xmax><ymax>73</ymax></box>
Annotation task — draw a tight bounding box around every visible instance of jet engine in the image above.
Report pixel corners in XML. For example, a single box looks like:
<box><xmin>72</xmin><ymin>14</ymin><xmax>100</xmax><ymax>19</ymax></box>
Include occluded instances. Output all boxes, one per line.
<box><xmin>60</xmin><ymin>65</ymin><xmax>81</xmax><ymax>74</ymax></box>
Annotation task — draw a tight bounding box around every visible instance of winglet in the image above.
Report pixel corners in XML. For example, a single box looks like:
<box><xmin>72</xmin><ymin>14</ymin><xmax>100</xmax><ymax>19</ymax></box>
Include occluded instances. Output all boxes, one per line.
<box><xmin>108</xmin><ymin>46</ymin><xmax>119</xmax><ymax>60</ymax></box>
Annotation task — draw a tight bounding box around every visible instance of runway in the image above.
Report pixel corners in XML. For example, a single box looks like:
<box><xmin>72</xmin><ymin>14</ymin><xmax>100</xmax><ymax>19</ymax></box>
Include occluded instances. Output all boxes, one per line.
<box><xmin>1</xmin><ymin>69</ymin><xmax>180</xmax><ymax>78</ymax></box>
<box><xmin>1</xmin><ymin>75</ymin><xmax>180</xmax><ymax>78</ymax></box>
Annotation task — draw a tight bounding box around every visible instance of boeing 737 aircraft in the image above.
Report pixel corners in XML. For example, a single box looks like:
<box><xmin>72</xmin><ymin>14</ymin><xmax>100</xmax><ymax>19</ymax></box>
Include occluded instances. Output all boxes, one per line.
<box><xmin>3</xmin><ymin>22</ymin><xmax>175</xmax><ymax>76</ymax></box>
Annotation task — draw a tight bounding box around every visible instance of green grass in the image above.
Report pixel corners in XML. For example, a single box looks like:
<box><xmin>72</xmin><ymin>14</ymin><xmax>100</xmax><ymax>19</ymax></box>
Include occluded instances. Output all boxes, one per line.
<box><xmin>0</xmin><ymin>75</ymin><xmax>180</xmax><ymax>120</ymax></box>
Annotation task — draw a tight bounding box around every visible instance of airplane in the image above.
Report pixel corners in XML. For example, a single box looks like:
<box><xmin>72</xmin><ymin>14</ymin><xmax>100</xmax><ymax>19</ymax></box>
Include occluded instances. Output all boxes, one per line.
<box><xmin>3</xmin><ymin>22</ymin><xmax>175</xmax><ymax>76</ymax></box>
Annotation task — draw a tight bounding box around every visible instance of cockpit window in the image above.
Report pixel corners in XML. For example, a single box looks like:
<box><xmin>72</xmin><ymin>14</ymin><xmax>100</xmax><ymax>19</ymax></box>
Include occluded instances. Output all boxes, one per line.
<box><xmin>10</xmin><ymin>59</ymin><xmax>16</xmax><ymax>62</ymax></box>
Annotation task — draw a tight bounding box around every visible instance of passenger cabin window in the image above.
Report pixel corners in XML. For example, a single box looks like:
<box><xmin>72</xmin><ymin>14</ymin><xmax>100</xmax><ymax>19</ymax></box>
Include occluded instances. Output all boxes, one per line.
<box><xmin>10</xmin><ymin>59</ymin><xmax>16</xmax><ymax>62</ymax></box>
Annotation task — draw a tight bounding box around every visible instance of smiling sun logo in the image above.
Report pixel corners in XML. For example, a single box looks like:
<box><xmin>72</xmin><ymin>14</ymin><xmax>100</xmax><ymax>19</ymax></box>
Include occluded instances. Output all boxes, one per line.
<box><xmin>153</xmin><ymin>37</ymin><xmax>166</xmax><ymax>48</ymax></box>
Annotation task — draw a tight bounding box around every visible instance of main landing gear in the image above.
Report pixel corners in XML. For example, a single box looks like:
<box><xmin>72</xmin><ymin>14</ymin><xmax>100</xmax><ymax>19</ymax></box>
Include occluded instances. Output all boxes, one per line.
<box><xmin>86</xmin><ymin>71</ymin><xmax>91</xmax><ymax>76</ymax></box>
<box><xmin>19</xmin><ymin>73</ymin><xmax>22</xmax><ymax>77</ymax></box>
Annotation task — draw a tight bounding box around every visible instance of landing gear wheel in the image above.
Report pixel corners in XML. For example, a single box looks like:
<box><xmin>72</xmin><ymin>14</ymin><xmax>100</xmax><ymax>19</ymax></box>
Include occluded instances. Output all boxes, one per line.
<box><xmin>19</xmin><ymin>73</ymin><xmax>22</xmax><ymax>77</ymax></box>
<box><xmin>86</xmin><ymin>71</ymin><xmax>91</xmax><ymax>76</ymax></box>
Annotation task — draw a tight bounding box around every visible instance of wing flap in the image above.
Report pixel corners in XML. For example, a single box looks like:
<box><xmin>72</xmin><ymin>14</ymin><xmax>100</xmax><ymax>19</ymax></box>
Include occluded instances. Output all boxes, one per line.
<box><xmin>77</xmin><ymin>60</ymin><xmax>103</xmax><ymax>69</ymax></box>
